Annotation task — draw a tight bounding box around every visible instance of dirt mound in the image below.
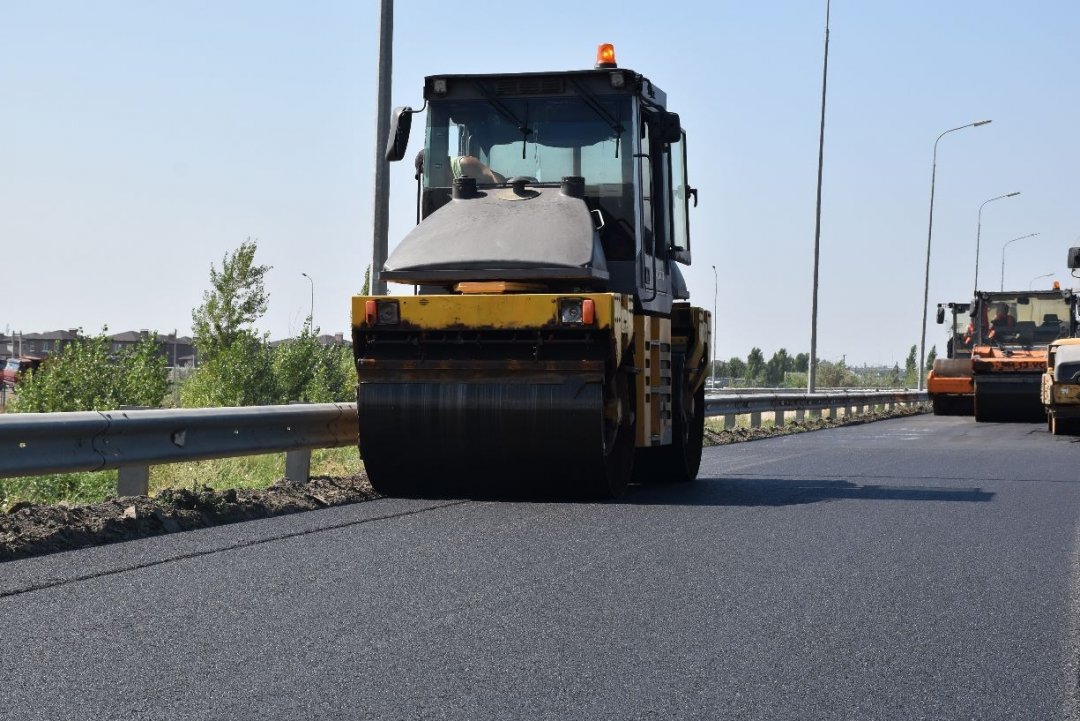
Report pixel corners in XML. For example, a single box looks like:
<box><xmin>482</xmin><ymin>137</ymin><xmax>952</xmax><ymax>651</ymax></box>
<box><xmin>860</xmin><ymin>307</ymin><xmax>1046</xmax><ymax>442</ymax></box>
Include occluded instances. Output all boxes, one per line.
<box><xmin>0</xmin><ymin>474</ymin><xmax>378</xmax><ymax>563</ymax></box>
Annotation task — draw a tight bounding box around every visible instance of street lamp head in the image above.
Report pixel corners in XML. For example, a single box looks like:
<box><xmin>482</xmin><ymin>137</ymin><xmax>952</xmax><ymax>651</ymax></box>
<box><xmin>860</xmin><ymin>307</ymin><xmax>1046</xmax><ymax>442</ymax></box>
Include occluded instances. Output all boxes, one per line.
<box><xmin>973</xmin><ymin>119</ymin><xmax>992</xmax><ymax>127</ymax></box>
<box><xmin>1006</xmin><ymin>191</ymin><xmax>1020</xmax><ymax>197</ymax></box>
<box><xmin>301</xmin><ymin>272</ymin><xmax>310</xmax><ymax>279</ymax></box>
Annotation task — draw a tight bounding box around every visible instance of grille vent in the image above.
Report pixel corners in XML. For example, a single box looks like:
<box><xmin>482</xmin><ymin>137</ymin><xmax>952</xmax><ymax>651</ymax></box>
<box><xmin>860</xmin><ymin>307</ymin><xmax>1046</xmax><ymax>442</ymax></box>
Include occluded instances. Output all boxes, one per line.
<box><xmin>495</xmin><ymin>77</ymin><xmax>565</xmax><ymax>95</ymax></box>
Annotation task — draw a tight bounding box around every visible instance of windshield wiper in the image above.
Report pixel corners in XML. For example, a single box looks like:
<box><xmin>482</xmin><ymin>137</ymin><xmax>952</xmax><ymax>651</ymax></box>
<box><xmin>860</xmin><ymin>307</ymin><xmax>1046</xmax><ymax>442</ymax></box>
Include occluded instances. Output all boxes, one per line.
<box><xmin>569</xmin><ymin>78</ymin><xmax>625</xmax><ymax>157</ymax></box>
<box><xmin>472</xmin><ymin>81</ymin><xmax>533</xmax><ymax>159</ymax></box>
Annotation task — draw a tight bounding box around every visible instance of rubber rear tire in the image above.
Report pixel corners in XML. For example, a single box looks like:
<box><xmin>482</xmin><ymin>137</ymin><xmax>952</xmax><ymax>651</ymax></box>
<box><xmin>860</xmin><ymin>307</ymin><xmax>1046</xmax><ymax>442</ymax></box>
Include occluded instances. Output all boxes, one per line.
<box><xmin>1050</xmin><ymin>414</ymin><xmax>1077</xmax><ymax>436</ymax></box>
<box><xmin>633</xmin><ymin>354</ymin><xmax>705</xmax><ymax>484</ymax></box>
<box><xmin>590</xmin><ymin>370</ymin><xmax>635</xmax><ymax>498</ymax></box>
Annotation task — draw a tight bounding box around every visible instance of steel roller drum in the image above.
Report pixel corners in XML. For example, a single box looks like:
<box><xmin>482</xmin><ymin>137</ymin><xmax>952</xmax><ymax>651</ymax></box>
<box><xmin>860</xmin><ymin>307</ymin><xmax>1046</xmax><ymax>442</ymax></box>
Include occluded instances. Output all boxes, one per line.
<box><xmin>974</xmin><ymin>374</ymin><xmax>1044</xmax><ymax>422</ymax></box>
<box><xmin>932</xmin><ymin>358</ymin><xmax>973</xmax><ymax>377</ymax></box>
<box><xmin>357</xmin><ymin>373</ymin><xmax>609</xmax><ymax>494</ymax></box>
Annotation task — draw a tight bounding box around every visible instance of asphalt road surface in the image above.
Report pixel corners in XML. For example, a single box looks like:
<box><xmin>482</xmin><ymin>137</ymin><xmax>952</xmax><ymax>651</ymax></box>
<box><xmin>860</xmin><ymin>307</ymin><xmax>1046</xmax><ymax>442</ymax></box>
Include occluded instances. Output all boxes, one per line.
<box><xmin>2</xmin><ymin>414</ymin><xmax>1080</xmax><ymax>720</ymax></box>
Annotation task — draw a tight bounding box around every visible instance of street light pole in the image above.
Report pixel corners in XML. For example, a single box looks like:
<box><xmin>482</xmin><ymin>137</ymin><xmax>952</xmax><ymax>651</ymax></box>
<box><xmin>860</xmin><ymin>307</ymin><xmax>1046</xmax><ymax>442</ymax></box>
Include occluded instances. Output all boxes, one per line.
<box><xmin>711</xmin><ymin>264</ymin><xmax>718</xmax><ymax>392</ymax></box>
<box><xmin>1030</xmin><ymin>273</ymin><xmax>1054</xmax><ymax>290</ymax></box>
<box><xmin>1000</xmin><ymin>233</ymin><xmax>1040</xmax><ymax>291</ymax></box>
<box><xmin>371</xmin><ymin>0</ymin><xmax>393</xmax><ymax>296</ymax></box>
<box><xmin>301</xmin><ymin>272</ymin><xmax>314</xmax><ymax>328</ymax></box>
<box><xmin>975</xmin><ymin>191</ymin><xmax>1020</xmax><ymax>293</ymax></box>
<box><xmin>918</xmin><ymin>119</ymin><xmax>991</xmax><ymax>390</ymax></box>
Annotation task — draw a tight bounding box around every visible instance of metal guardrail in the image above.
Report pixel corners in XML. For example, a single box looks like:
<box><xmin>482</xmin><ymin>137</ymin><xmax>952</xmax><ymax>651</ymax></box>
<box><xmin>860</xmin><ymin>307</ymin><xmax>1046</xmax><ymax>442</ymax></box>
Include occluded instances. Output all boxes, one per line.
<box><xmin>0</xmin><ymin>391</ymin><xmax>927</xmax><ymax>497</ymax></box>
<box><xmin>705</xmin><ymin>390</ymin><xmax>928</xmax><ymax>427</ymax></box>
<box><xmin>0</xmin><ymin>403</ymin><xmax>357</xmax><ymax>496</ymax></box>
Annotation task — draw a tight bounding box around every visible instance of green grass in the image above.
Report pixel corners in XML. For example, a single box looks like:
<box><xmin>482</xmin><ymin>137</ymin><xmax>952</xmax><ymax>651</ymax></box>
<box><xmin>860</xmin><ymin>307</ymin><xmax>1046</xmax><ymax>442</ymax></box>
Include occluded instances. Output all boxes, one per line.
<box><xmin>0</xmin><ymin>446</ymin><xmax>363</xmax><ymax>513</ymax></box>
<box><xmin>705</xmin><ymin>409</ymin><xmax>832</xmax><ymax>432</ymax></box>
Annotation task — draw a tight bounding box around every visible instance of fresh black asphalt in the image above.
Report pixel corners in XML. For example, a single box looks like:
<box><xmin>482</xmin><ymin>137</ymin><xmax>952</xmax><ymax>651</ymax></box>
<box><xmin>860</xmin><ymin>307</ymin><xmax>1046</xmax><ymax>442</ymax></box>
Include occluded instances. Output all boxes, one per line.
<box><xmin>2</xmin><ymin>414</ymin><xmax>1079</xmax><ymax>720</ymax></box>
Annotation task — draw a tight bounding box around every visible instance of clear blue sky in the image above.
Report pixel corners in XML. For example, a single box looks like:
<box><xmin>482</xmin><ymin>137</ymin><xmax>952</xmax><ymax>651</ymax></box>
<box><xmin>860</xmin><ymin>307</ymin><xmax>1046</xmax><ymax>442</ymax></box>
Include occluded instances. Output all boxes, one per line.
<box><xmin>2</xmin><ymin>1</ymin><xmax>1078</xmax><ymax>366</ymax></box>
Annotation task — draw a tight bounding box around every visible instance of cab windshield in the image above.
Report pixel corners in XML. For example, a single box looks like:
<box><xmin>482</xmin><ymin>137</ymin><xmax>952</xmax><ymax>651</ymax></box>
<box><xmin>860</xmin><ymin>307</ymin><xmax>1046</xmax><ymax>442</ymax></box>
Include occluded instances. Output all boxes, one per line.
<box><xmin>424</xmin><ymin>97</ymin><xmax>632</xmax><ymax>188</ymax></box>
<box><xmin>972</xmin><ymin>294</ymin><xmax>1072</xmax><ymax>346</ymax></box>
<box><xmin>950</xmin><ymin>308</ymin><xmax>973</xmax><ymax>357</ymax></box>
<box><xmin>422</xmin><ymin>95</ymin><xmax>638</xmax><ymax>259</ymax></box>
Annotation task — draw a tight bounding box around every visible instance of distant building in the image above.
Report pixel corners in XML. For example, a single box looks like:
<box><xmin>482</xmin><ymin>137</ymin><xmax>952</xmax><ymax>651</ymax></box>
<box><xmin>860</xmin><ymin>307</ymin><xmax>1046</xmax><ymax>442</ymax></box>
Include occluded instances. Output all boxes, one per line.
<box><xmin>317</xmin><ymin>332</ymin><xmax>349</xmax><ymax>347</ymax></box>
<box><xmin>17</xmin><ymin>329</ymin><xmax>80</xmax><ymax>357</ymax></box>
<box><xmin>269</xmin><ymin>332</ymin><xmax>351</xmax><ymax>348</ymax></box>
<box><xmin>108</xmin><ymin>330</ymin><xmax>197</xmax><ymax>368</ymax></box>
<box><xmin>1</xmin><ymin>328</ymin><xmax>351</xmax><ymax>366</ymax></box>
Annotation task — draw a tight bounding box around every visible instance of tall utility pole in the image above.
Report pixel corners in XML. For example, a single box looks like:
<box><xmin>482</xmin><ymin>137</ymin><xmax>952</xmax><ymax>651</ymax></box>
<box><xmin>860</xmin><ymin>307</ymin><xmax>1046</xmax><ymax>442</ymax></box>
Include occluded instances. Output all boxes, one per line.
<box><xmin>371</xmin><ymin>0</ymin><xmax>393</xmax><ymax>296</ymax></box>
<box><xmin>711</xmin><ymin>265</ymin><xmax>718</xmax><ymax>392</ymax></box>
<box><xmin>808</xmin><ymin>0</ymin><xmax>830</xmax><ymax>393</ymax></box>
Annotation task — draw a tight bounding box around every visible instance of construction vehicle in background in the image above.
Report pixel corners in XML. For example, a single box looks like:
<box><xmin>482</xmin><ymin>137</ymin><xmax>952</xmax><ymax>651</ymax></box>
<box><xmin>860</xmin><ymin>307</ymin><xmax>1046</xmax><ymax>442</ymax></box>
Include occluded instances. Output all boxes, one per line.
<box><xmin>966</xmin><ymin>286</ymin><xmax>1077</xmax><ymax>422</ymax></box>
<box><xmin>1040</xmin><ymin>248</ymin><xmax>1080</xmax><ymax>433</ymax></box>
<box><xmin>351</xmin><ymin>45</ymin><xmax>710</xmax><ymax>497</ymax></box>
<box><xmin>1041</xmin><ymin>338</ymin><xmax>1080</xmax><ymax>435</ymax></box>
<box><xmin>927</xmin><ymin>302</ymin><xmax>974</xmax><ymax>415</ymax></box>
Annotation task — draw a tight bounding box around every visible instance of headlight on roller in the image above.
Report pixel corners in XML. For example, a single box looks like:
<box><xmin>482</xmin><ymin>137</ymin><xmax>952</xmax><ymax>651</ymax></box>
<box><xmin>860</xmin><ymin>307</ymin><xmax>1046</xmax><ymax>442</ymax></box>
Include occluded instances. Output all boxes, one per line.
<box><xmin>377</xmin><ymin>300</ymin><xmax>400</xmax><ymax>325</ymax></box>
<box><xmin>558</xmin><ymin>298</ymin><xmax>595</xmax><ymax>325</ymax></box>
<box><xmin>365</xmin><ymin>299</ymin><xmax>400</xmax><ymax>326</ymax></box>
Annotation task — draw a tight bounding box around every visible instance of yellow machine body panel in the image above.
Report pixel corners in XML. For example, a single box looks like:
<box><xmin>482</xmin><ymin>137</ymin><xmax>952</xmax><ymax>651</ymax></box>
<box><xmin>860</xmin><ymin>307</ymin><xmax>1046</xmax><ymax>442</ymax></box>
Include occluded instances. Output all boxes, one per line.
<box><xmin>352</xmin><ymin>292</ymin><xmax>630</xmax><ymax>330</ymax></box>
<box><xmin>1042</xmin><ymin>338</ymin><xmax>1080</xmax><ymax>431</ymax></box>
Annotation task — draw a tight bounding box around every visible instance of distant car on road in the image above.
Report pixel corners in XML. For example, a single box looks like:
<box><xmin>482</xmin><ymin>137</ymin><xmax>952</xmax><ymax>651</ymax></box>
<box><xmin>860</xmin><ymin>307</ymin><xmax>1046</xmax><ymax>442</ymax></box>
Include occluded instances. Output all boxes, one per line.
<box><xmin>1</xmin><ymin>356</ymin><xmax>44</xmax><ymax>390</ymax></box>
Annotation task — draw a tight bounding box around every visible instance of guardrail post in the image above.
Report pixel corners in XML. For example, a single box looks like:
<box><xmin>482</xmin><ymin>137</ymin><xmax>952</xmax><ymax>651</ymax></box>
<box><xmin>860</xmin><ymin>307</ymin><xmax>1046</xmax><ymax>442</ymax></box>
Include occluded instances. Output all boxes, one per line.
<box><xmin>117</xmin><ymin>466</ymin><xmax>150</xmax><ymax>497</ymax></box>
<box><xmin>116</xmin><ymin>406</ymin><xmax>151</xmax><ymax>496</ymax></box>
<box><xmin>285</xmin><ymin>449</ymin><xmax>312</xmax><ymax>483</ymax></box>
<box><xmin>795</xmin><ymin>408</ymin><xmax>805</xmax><ymax>422</ymax></box>
<box><xmin>285</xmin><ymin>400</ymin><xmax>313</xmax><ymax>482</ymax></box>
<box><xmin>773</xmin><ymin>410</ymin><xmax>785</xmax><ymax>427</ymax></box>
<box><xmin>723</xmin><ymin>414</ymin><xmax>736</xmax><ymax>430</ymax></box>
<box><xmin>749</xmin><ymin>411</ymin><xmax>761</xmax><ymax>428</ymax></box>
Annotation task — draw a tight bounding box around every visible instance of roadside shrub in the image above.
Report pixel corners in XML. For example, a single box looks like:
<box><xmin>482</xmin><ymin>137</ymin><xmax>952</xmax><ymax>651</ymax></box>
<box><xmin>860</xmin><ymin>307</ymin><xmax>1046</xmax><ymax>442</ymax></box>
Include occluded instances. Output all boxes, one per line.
<box><xmin>10</xmin><ymin>332</ymin><xmax>169</xmax><ymax>412</ymax></box>
<box><xmin>179</xmin><ymin>331</ymin><xmax>275</xmax><ymax>407</ymax></box>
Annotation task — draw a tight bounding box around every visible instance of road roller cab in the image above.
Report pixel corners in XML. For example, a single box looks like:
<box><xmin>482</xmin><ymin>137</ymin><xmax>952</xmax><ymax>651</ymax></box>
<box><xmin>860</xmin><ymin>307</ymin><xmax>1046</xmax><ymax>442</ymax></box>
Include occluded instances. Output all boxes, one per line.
<box><xmin>927</xmin><ymin>302</ymin><xmax>974</xmax><ymax>415</ymax></box>
<box><xmin>968</xmin><ymin>287</ymin><xmax>1077</xmax><ymax>422</ymax></box>
<box><xmin>352</xmin><ymin>46</ymin><xmax>711</xmax><ymax>497</ymax></box>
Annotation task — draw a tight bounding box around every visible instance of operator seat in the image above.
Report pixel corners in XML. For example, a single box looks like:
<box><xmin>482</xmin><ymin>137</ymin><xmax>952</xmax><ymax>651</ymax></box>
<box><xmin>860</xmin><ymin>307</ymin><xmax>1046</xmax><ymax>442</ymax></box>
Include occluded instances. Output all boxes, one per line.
<box><xmin>1037</xmin><ymin>313</ymin><xmax>1063</xmax><ymax>342</ymax></box>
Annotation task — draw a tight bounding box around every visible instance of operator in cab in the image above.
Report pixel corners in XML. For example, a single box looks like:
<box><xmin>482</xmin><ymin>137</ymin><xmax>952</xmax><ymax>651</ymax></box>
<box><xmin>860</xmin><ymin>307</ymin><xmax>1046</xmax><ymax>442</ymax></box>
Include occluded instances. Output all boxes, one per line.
<box><xmin>451</xmin><ymin>155</ymin><xmax>504</xmax><ymax>185</ymax></box>
<box><xmin>991</xmin><ymin>303</ymin><xmax>1015</xmax><ymax>330</ymax></box>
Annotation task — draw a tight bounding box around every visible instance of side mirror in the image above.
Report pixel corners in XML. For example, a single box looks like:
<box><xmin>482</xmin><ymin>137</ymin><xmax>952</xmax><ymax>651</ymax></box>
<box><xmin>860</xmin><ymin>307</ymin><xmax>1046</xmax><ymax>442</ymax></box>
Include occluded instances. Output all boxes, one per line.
<box><xmin>659</xmin><ymin>112</ymin><xmax>682</xmax><ymax>144</ymax></box>
<box><xmin>670</xmin><ymin>248</ymin><xmax>692</xmax><ymax>265</ymax></box>
<box><xmin>1069</xmin><ymin>247</ymin><xmax>1080</xmax><ymax>269</ymax></box>
<box><xmin>385</xmin><ymin>106</ymin><xmax>414</xmax><ymax>162</ymax></box>
<box><xmin>936</xmin><ymin>306</ymin><xmax>945</xmax><ymax>324</ymax></box>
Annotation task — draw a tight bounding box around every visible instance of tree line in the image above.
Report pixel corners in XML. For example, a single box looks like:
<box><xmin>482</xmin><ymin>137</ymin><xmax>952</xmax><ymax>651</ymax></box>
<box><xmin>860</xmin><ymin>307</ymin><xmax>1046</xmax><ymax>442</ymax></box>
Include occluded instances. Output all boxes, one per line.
<box><xmin>6</xmin><ymin>240</ymin><xmax>937</xmax><ymax>413</ymax></box>
<box><xmin>712</xmin><ymin>344</ymin><xmax>935</xmax><ymax>389</ymax></box>
<box><xmin>9</xmin><ymin>240</ymin><xmax>356</xmax><ymax>413</ymax></box>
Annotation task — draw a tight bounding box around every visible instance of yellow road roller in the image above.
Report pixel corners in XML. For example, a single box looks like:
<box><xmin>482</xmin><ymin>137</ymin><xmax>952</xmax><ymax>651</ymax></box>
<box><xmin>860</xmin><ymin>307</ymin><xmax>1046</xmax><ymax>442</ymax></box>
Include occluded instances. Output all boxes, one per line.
<box><xmin>352</xmin><ymin>46</ymin><xmax>710</xmax><ymax>497</ymax></box>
